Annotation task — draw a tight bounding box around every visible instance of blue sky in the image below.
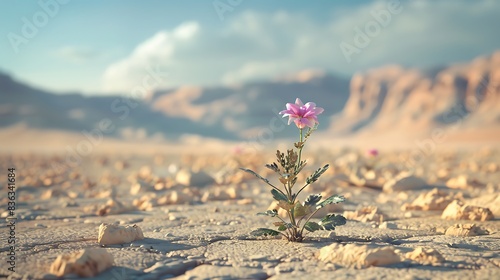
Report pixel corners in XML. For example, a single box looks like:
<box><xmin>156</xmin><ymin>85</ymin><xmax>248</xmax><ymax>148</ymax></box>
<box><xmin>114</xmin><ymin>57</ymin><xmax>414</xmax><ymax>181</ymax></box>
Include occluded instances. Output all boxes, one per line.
<box><xmin>1</xmin><ymin>0</ymin><xmax>499</xmax><ymax>95</ymax></box>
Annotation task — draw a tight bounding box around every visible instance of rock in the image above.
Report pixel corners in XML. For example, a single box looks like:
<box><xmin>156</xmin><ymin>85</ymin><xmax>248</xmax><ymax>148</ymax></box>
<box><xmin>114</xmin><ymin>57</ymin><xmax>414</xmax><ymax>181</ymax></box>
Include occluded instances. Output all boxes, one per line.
<box><xmin>383</xmin><ymin>173</ymin><xmax>427</xmax><ymax>193</ymax></box>
<box><xmin>349</xmin><ymin>167</ymin><xmax>366</xmax><ymax>186</ymax></box>
<box><xmin>98</xmin><ymin>223</ymin><xmax>144</xmax><ymax>245</ymax></box>
<box><xmin>344</xmin><ymin>206</ymin><xmax>386</xmax><ymax>223</ymax></box>
<box><xmin>446</xmin><ymin>175</ymin><xmax>482</xmax><ymax>189</ymax></box>
<box><xmin>318</xmin><ymin>243</ymin><xmax>401</xmax><ymax>268</ymax></box>
<box><xmin>445</xmin><ymin>175</ymin><xmax>468</xmax><ymax>189</ymax></box>
<box><xmin>130</xmin><ymin>180</ymin><xmax>153</xmax><ymax>195</ymax></box>
<box><xmin>138</xmin><ymin>165</ymin><xmax>153</xmax><ymax>179</ymax></box>
<box><xmin>201</xmin><ymin>186</ymin><xmax>241</xmax><ymax>202</ymax></box>
<box><xmin>97</xmin><ymin>199</ymin><xmax>130</xmax><ymax>216</ymax></box>
<box><xmin>175</xmin><ymin>169</ymin><xmax>215</xmax><ymax>187</ymax></box>
<box><xmin>445</xmin><ymin>224</ymin><xmax>489</xmax><ymax>236</ymax></box>
<box><xmin>379</xmin><ymin>221</ymin><xmax>397</xmax><ymax>229</ymax></box>
<box><xmin>49</xmin><ymin>248</ymin><xmax>113</xmax><ymax>277</ymax></box>
<box><xmin>441</xmin><ymin>200</ymin><xmax>494</xmax><ymax>221</ymax></box>
<box><xmin>467</xmin><ymin>194</ymin><xmax>500</xmax><ymax>217</ymax></box>
<box><xmin>158</xmin><ymin>190</ymin><xmax>192</xmax><ymax>205</ymax></box>
<box><xmin>405</xmin><ymin>247</ymin><xmax>444</xmax><ymax>265</ymax></box>
<box><xmin>401</xmin><ymin>188</ymin><xmax>459</xmax><ymax>211</ymax></box>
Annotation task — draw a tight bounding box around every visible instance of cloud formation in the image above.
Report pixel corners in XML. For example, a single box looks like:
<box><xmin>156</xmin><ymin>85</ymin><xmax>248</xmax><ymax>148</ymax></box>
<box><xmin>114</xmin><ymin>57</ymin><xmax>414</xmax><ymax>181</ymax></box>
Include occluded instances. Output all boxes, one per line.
<box><xmin>102</xmin><ymin>0</ymin><xmax>500</xmax><ymax>93</ymax></box>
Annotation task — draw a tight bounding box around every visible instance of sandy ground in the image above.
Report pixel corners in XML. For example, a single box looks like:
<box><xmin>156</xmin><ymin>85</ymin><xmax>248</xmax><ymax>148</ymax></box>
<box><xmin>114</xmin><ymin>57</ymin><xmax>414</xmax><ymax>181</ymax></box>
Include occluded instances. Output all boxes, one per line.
<box><xmin>0</xmin><ymin>146</ymin><xmax>499</xmax><ymax>279</ymax></box>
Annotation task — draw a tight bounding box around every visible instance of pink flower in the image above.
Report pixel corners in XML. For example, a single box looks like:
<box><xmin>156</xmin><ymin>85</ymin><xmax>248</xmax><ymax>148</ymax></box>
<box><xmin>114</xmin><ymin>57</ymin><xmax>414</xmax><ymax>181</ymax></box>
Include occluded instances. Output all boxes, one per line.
<box><xmin>367</xmin><ymin>149</ymin><xmax>379</xmax><ymax>157</ymax></box>
<box><xmin>279</xmin><ymin>98</ymin><xmax>324</xmax><ymax>129</ymax></box>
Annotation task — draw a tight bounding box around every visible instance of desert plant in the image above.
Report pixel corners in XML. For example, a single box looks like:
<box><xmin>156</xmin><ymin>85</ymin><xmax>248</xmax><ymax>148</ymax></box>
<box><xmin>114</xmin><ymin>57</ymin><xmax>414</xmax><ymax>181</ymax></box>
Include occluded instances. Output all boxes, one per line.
<box><xmin>240</xmin><ymin>98</ymin><xmax>346</xmax><ymax>242</ymax></box>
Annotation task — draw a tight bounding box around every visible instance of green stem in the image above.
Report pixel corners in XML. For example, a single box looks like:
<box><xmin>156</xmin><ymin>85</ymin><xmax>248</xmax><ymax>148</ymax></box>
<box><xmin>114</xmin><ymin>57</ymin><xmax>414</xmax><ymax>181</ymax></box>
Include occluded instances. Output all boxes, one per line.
<box><xmin>299</xmin><ymin>207</ymin><xmax>322</xmax><ymax>236</ymax></box>
<box><xmin>297</xmin><ymin>128</ymin><xmax>304</xmax><ymax>170</ymax></box>
<box><xmin>276</xmin><ymin>215</ymin><xmax>292</xmax><ymax>238</ymax></box>
<box><xmin>295</xmin><ymin>182</ymin><xmax>310</xmax><ymax>199</ymax></box>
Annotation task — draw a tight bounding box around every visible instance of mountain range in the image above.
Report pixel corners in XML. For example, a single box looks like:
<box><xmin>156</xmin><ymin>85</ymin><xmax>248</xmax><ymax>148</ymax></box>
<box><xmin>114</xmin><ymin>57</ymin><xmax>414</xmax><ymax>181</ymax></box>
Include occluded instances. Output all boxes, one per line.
<box><xmin>1</xmin><ymin>51</ymin><xmax>499</xmax><ymax>147</ymax></box>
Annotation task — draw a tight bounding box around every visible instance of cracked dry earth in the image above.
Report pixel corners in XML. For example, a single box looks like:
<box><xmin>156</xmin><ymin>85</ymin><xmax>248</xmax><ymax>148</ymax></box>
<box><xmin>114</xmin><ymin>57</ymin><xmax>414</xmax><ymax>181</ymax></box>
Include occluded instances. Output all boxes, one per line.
<box><xmin>0</xmin><ymin>149</ymin><xmax>499</xmax><ymax>280</ymax></box>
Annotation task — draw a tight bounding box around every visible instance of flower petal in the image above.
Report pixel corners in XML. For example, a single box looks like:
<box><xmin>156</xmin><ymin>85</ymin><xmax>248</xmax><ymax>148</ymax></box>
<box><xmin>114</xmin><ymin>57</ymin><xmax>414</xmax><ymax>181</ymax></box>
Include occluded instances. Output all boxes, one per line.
<box><xmin>286</xmin><ymin>103</ymin><xmax>301</xmax><ymax>115</ymax></box>
<box><xmin>295</xmin><ymin>98</ymin><xmax>304</xmax><ymax>107</ymax></box>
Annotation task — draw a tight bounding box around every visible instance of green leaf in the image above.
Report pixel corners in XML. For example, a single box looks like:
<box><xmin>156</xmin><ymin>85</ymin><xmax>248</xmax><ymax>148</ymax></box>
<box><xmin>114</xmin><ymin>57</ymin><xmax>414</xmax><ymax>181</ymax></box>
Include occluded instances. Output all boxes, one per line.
<box><xmin>278</xmin><ymin>200</ymin><xmax>294</xmax><ymax>211</ymax></box>
<box><xmin>304</xmin><ymin>194</ymin><xmax>322</xmax><ymax>206</ymax></box>
<box><xmin>293</xmin><ymin>203</ymin><xmax>311</xmax><ymax>218</ymax></box>
<box><xmin>239</xmin><ymin>168</ymin><xmax>271</xmax><ymax>184</ymax></box>
<box><xmin>257</xmin><ymin>209</ymin><xmax>278</xmax><ymax>217</ymax></box>
<box><xmin>306</xmin><ymin>164</ymin><xmax>329</xmax><ymax>184</ymax></box>
<box><xmin>316</xmin><ymin>194</ymin><xmax>345</xmax><ymax>209</ymax></box>
<box><xmin>319</xmin><ymin>214</ymin><xmax>347</xmax><ymax>230</ymax></box>
<box><xmin>304</xmin><ymin>221</ymin><xmax>322</xmax><ymax>232</ymax></box>
<box><xmin>251</xmin><ymin>228</ymin><xmax>281</xmax><ymax>237</ymax></box>
<box><xmin>271</xmin><ymin>189</ymin><xmax>288</xmax><ymax>202</ymax></box>
<box><xmin>277</xmin><ymin>224</ymin><xmax>287</xmax><ymax>231</ymax></box>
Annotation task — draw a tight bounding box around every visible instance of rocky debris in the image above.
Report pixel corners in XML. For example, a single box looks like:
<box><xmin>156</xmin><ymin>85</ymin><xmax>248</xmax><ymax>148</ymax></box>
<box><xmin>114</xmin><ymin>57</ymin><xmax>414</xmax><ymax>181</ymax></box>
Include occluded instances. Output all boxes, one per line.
<box><xmin>157</xmin><ymin>190</ymin><xmax>193</xmax><ymax>205</ymax></box>
<box><xmin>130</xmin><ymin>180</ymin><xmax>153</xmax><ymax>195</ymax></box>
<box><xmin>41</xmin><ymin>189</ymin><xmax>65</xmax><ymax>200</ymax></box>
<box><xmin>467</xmin><ymin>194</ymin><xmax>500</xmax><ymax>217</ymax></box>
<box><xmin>405</xmin><ymin>247</ymin><xmax>444</xmax><ymax>265</ymax></box>
<box><xmin>49</xmin><ymin>248</ymin><xmax>113</xmax><ymax>277</ymax></box>
<box><xmin>98</xmin><ymin>223</ymin><xmax>144</xmax><ymax>245</ymax></box>
<box><xmin>175</xmin><ymin>169</ymin><xmax>215</xmax><ymax>187</ymax></box>
<box><xmin>441</xmin><ymin>200</ymin><xmax>494</xmax><ymax>221</ymax></box>
<box><xmin>446</xmin><ymin>175</ymin><xmax>482</xmax><ymax>189</ymax></box>
<box><xmin>383</xmin><ymin>173</ymin><xmax>427</xmax><ymax>193</ymax></box>
<box><xmin>201</xmin><ymin>186</ymin><xmax>241</xmax><ymax>202</ymax></box>
<box><xmin>344</xmin><ymin>206</ymin><xmax>386</xmax><ymax>222</ymax></box>
<box><xmin>134</xmin><ymin>193</ymin><xmax>158</xmax><ymax>211</ymax></box>
<box><xmin>349</xmin><ymin>167</ymin><xmax>367</xmax><ymax>186</ymax></box>
<box><xmin>179</xmin><ymin>264</ymin><xmax>268</xmax><ymax>279</ymax></box>
<box><xmin>379</xmin><ymin>221</ymin><xmax>397</xmax><ymax>229</ymax></box>
<box><xmin>138</xmin><ymin>165</ymin><xmax>153</xmax><ymax>179</ymax></box>
<box><xmin>318</xmin><ymin>243</ymin><xmax>401</xmax><ymax>268</ymax></box>
<box><xmin>444</xmin><ymin>224</ymin><xmax>489</xmax><ymax>236</ymax></box>
<box><xmin>401</xmin><ymin>188</ymin><xmax>459</xmax><ymax>211</ymax></box>
<box><xmin>96</xmin><ymin>199</ymin><xmax>131</xmax><ymax>216</ymax></box>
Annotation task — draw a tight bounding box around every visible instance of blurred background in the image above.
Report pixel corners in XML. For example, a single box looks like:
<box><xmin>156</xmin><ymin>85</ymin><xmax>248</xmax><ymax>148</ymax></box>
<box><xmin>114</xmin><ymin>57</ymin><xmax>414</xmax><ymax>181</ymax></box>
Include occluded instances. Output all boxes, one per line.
<box><xmin>1</xmin><ymin>0</ymin><xmax>499</xmax><ymax>155</ymax></box>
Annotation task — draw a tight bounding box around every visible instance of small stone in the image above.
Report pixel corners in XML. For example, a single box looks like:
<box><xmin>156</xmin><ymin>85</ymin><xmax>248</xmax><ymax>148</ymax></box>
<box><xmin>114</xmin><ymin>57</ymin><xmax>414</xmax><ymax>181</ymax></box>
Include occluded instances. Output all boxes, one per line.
<box><xmin>98</xmin><ymin>223</ymin><xmax>144</xmax><ymax>245</ymax></box>
<box><xmin>441</xmin><ymin>200</ymin><xmax>494</xmax><ymax>221</ymax></box>
<box><xmin>401</xmin><ymin>188</ymin><xmax>458</xmax><ymax>211</ymax></box>
<box><xmin>405</xmin><ymin>247</ymin><xmax>444</xmax><ymax>265</ymax></box>
<box><xmin>466</xmin><ymin>194</ymin><xmax>500</xmax><ymax>217</ymax></box>
<box><xmin>445</xmin><ymin>224</ymin><xmax>489</xmax><ymax>236</ymax></box>
<box><xmin>343</xmin><ymin>206</ymin><xmax>386</xmax><ymax>223</ymax></box>
<box><xmin>49</xmin><ymin>248</ymin><xmax>113</xmax><ymax>277</ymax></box>
<box><xmin>96</xmin><ymin>199</ymin><xmax>131</xmax><ymax>216</ymax></box>
<box><xmin>383</xmin><ymin>173</ymin><xmax>427</xmax><ymax>193</ymax></box>
<box><xmin>176</xmin><ymin>169</ymin><xmax>215</xmax><ymax>187</ymax></box>
<box><xmin>379</xmin><ymin>222</ymin><xmax>397</xmax><ymax>229</ymax></box>
<box><xmin>318</xmin><ymin>243</ymin><xmax>401</xmax><ymax>268</ymax></box>
<box><xmin>446</xmin><ymin>175</ymin><xmax>468</xmax><ymax>189</ymax></box>
<box><xmin>130</xmin><ymin>181</ymin><xmax>151</xmax><ymax>195</ymax></box>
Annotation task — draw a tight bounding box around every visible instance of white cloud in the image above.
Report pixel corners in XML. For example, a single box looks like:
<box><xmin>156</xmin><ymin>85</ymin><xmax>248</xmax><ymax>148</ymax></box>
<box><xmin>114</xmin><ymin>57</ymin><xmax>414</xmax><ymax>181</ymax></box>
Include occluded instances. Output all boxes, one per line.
<box><xmin>102</xmin><ymin>0</ymin><xmax>500</xmax><ymax>93</ymax></box>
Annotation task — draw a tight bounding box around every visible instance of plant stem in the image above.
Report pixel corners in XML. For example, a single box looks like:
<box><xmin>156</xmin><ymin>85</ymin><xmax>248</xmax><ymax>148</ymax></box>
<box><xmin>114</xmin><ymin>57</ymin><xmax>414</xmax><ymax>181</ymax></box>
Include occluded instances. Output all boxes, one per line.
<box><xmin>297</xmin><ymin>128</ymin><xmax>304</xmax><ymax>172</ymax></box>
<box><xmin>299</xmin><ymin>207</ymin><xmax>322</xmax><ymax>236</ymax></box>
<box><xmin>276</xmin><ymin>215</ymin><xmax>293</xmax><ymax>238</ymax></box>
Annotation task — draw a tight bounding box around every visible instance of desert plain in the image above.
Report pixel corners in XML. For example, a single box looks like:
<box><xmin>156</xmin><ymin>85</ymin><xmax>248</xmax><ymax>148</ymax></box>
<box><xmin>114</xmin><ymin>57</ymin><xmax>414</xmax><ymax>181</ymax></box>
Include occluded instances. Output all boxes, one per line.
<box><xmin>0</xmin><ymin>143</ymin><xmax>499</xmax><ymax>280</ymax></box>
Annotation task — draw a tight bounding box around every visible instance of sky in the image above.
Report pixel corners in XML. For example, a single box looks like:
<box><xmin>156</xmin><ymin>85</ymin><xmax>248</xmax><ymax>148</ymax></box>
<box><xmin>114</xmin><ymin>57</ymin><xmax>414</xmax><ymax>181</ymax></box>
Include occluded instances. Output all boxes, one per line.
<box><xmin>1</xmin><ymin>0</ymin><xmax>499</xmax><ymax>95</ymax></box>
